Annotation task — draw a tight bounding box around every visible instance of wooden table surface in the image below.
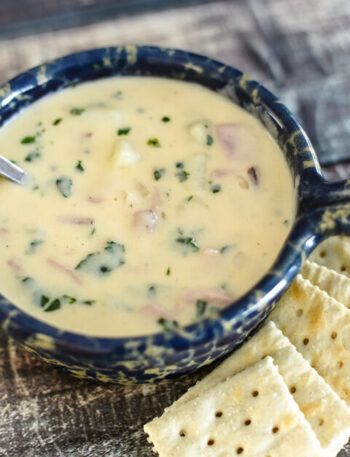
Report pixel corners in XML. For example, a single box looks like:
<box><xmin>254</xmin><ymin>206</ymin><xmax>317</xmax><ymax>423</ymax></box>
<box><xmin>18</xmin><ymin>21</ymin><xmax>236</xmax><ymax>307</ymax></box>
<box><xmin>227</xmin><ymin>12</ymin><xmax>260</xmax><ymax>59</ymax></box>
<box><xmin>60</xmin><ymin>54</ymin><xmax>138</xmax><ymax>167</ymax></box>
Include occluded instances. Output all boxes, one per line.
<box><xmin>1</xmin><ymin>0</ymin><xmax>350</xmax><ymax>455</ymax></box>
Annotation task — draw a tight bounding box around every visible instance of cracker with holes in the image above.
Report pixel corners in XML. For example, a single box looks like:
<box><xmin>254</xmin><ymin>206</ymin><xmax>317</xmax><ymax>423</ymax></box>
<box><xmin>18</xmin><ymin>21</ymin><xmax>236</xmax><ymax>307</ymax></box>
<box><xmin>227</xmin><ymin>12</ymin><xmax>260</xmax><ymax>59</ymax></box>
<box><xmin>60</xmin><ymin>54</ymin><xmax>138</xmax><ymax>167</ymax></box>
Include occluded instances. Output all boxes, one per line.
<box><xmin>310</xmin><ymin>235</ymin><xmax>350</xmax><ymax>276</ymax></box>
<box><xmin>168</xmin><ymin>321</ymin><xmax>350</xmax><ymax>456</ymax></box>
<box><xmin>302</xmin><ymin>260</ymin><xmax>350</xmax><ymax>308</ymax></box>
<box><xmin>144</xmin><ymin>357</ymin><xmax>325</xmax><ymax>457</ymax></box>
<box><xmin>270</xmin><ymin>274</ymin><xmax>350</xmax><ymax>406</ymax></box>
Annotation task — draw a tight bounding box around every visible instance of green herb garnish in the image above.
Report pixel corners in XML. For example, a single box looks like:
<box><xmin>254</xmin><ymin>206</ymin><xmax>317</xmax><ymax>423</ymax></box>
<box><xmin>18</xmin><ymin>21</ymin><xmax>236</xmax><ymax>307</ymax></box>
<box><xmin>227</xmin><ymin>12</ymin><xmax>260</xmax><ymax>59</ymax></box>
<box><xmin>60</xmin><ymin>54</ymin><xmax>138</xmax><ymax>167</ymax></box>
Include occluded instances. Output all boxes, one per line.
<box><xmin>176</xmin><ymin>162</ymin><xmax>184</xmax><ymax>169</ymax></box>
<box><xmin>56</xmin><ymin>177</ymin><xmax>72</xmax><ymax>198</ymax></box>
<box><xmin>154</xmin><ymin>168</ymin><xmax>165</xmax><ymax>181</ymax></box>
<box><xmin>76</xmin><ymin>160</ymin><xmax>84</xmax><ymax>172</ymax></box>
<box><xmin>166</xmin><ymin>267</ymin><xmax>171</xmax><ymax>276</ymax></box>
<box><xmin>196</xmin><ymin>299</ymin><xmax>207</xmax><ymax>317</ymax></box>
<box><xmin>22</xmin><ymin>277</ymin><xmax>32</xmax><ymax>283</ymax></box>
<box><xmin>53</xmin><ymin>118</ymin><xmax>62</xmax><ymax>126</ymax></box>
<box><xmin>21</xmin><ymin>136</ymin><xmax>36</xmax><ymax>144</ymax></box>
<box><xmin>63</xmin><ymin>295</ymin><xmax>77</xmax><ymax>304</ymax></box>
<box><xmin>206</xmin><ymin>134</ymin><xmax>214</xmax><ymax>146</ymax></box>
<box><xmin>117</xmin><ymin>127</ymin><xmax>131</xmax><ymax>136</ymax></box>
<box><xmin>211</xmin><ymin>184</ymin><xmax>221</xmax><ymax>193</ymax></box>
<box><xmin>176</xmin><ymin>235</ymin><xmax>199</xmax><ymax>253</ymax></box>
<box><xmin>44</xmin><ymin>298</ymin><xmax>61</xmax><ymax>312</ymax></box>
<box><xmin>75</xmin><ymin>241</ymin><xmax>125</xmax><ymax>276</ymax></box>
<box><xmin>162</xmin><ymin>116</ymin><xmax>171</xmax><ymax>122</ymax></box>
<box><xmin>26</xmin><ymin>239</ymin><xmax>44</xmax><ymax>255</ymax></box>
<box><xmin>187</xmin><ymin>195</ymin><xmax>193</xmax><ymax>202</ymax></box>
<box><xmin>157</xmin><ymin>317</ymin><xmax>179</xmax><ymax>332</ymax></box>
<box><xmin>24</xmin><ymin>151</ymin><xmax>41</xmax><ymax>162</ymax></box>
<box><xmin>219</xmin><ymin>245</ymin><xmax>232</xmax><ymax>254</ymax></box>
<box><xmin>176</xmin><ymin>170</ymin><xmax>190</xmax><ymax>182</ymax></box>
<box><xmin>148</xmin><ymin>285</ymin><xmax>156</xmax><ymax>296</ymax></box>
<box><xmin>147</xmin><ymin>138</ymin><xmax>161</xmax><ymax>147</ymax></box>
<box><xmin>82</xmin><ymin>300</ymin><xmax>95</xmax><ymax>306</ymax></box>
<box><xmin>70</xmin><ymin>108</ymin><xmax>85</xmax><ymax>116</ymax></box>
<box><xmin>40</xmin><ymin>295</ymin><xmax>50</xmax><ymax>308</ymax></box>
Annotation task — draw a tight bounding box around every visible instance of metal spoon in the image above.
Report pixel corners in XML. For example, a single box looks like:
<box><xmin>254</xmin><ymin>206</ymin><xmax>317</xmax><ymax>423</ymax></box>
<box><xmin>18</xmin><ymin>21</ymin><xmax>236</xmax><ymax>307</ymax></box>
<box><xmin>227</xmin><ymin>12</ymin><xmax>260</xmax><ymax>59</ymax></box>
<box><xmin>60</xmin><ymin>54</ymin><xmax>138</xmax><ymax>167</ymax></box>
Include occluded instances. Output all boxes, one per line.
<box><xmin>0</xmin><ymin>156</ymin><xmax>27</xmax><ymax>185</ymax></box>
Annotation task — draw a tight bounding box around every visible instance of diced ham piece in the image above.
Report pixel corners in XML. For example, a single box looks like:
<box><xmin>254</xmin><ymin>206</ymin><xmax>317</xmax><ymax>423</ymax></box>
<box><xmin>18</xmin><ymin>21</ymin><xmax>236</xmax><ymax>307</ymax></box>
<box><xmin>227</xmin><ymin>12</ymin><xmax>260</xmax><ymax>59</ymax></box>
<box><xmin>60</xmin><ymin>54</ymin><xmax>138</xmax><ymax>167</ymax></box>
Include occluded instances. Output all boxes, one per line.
<box><xmin>59</xmin><ymin>216</ymin><xmax>94</xmax><ymax>225</ymax></box>
<box><xmin>143</xmin><ymin>303</ymin><xmax>176</xmax><ymax>320</ymax></box>
<box><xmin>47</xmin><ymin>258</ymin><xmax>83</xmax><ymax>285</ymax></box>
<box><xmin>177</xmin><ymin>287</ymin><xmax>234</xmax><ymax>309</ymax></box>
<box><xmin>133</xmin><ymin>210</ymin><xmax>158</xmax><ymax>233</ymax></box>
<box><xmin>216</xmin><ymin>123</ymin><xmax>239</xmax><ymax>158</ymax></box>
<box><xmin>211</xmin><ymin>169</ymin><xmax>236</xmax><ymax>179</ymax></box>
<box><xmin>150</xmin><ymin>188</ymin><xmax>163</xmax><ymax>209</ymax></box>
<box><xmin>7</xmin><ymin>259</ymin><xmax>22</xmax><ymax>273</ymax></box>
<box><xmin>216</xmin><ymin>123</ymin><xmax>254</xmax><ymax>160</ymax></box>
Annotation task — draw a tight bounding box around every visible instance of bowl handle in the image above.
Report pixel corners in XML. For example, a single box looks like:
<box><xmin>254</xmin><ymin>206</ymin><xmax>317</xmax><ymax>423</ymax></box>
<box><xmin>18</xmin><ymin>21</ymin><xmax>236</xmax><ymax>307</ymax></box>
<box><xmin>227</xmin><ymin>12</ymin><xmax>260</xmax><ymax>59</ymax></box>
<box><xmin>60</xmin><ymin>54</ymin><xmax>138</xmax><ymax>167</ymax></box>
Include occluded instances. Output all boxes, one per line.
<box><xmin>303</xmin><ymin>178</ymin><xmax>350</xmax><ymax>239</ymax></box>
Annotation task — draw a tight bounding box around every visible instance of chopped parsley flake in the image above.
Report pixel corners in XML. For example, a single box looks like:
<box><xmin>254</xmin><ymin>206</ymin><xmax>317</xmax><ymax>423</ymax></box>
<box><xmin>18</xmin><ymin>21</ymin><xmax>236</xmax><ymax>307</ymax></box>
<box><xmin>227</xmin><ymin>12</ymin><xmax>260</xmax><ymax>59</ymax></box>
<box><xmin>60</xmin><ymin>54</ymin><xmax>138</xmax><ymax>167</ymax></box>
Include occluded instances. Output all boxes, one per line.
<box><xmin>117</xmin><ymin>127</ymin><xmax>131</xmax><ymax>136</ymax></box>
<box><xmin>206</xmin><ymin>134</ymin><xmax>214</xmax><ymax>146</ymax></box>
<box><xmin>211</xmin><ymin>184</ymin><xmax>221</xmax><ymax>193</ymax></box>
<box><xmin>22</xmin><ymin>277</ymin><xmax>32</xmax><ymax>283</ymax></box>
<box><xmin>166</xmin><ymin>267</ymin><xmax>171</xmax><ymax>276</ymax></box>
<box><xmin>157</xmin><ymin>317</ymin><xmax>179</xmax><ymax>332</ymax></box>
<box><xmin>176</xmin><ymin>162</ymin><xmax>184</xmax><ymax>169</ymax></box>
<box><xmin>162</xmin><ymin>116</ymin><xmax>171</xmax><ymax>122</ymax></box>
<box><xmin>284</xmin><ymin>219</ymin><xmax>290</xmax><ymax>226</ymax></box>
<box><xmin>154</xmin><ymin>168</ymin><xmax>165</xmax><ymax>181</ymax></box>
<box><xmin>83</xmin><ymin>300</ymin><xmax>95</xmax><ymax>306</ymax></box>
<box><xmin>26</xmin><ymin>239</ymin><xmax>44</xmax><ymax>255</ymax></box>
<box><xmin>148</xmin><ymin>285</ymin><xmax>157</xmax><ymax>296</ymax></box>
<box><xmin>147</xmin><ymin>138</ymin><xmax>161</xmax><ymax>147</ymax></box>
<box><xmin>25</xmin><ymin>151</ymin><xmax>41</xmax><ymax>162</ymax></box>
<box><xmin>187</xmin><ymin>195</ymin><xmax>193</xmax><ymax>202</ymax></box>
<box><xmin>219</xmin><ymin>245</ymin><xmax>232</xmax><ymax>254</ymax></box>
<box><xmin>75</xmin><ymin>241</ymin><xmax>125</xmax><ymax>276</ymax></box>
<box><xmin>70</xmin><ymin>108</ymin><xmax>85</xmax><ymax>116</ymax></box>
<box><xmin>63</xmin><ymin>295</ymin><xmax>76</xmax><ymax>304</ymax></box>
<box><xmin>196</xmin><ymin>299</ymin><xmax>207</xmax><ymax>317</ymax></box>
<box><xmin>56</xmin><ymin>177</ymin><xmax>73</xmax><ymax>198</ymax></box>
<box><xmin>44</xmin><ymin>298</ymin><xmax>61</xmax><ymax>312</ymax></box>
<box><xmin>40</xmin><ymin>295</ymin><xmax>50</xmax><ymax>308</ymax></box>
<box><xmin>176</xmin><ymin>170</ymin><xmax>190</xmax><ymax>182</ymax></box>
<box><xmin>76</xmin><ymin>160</ymin><xmax>84</xmax><ymax>172</ymax></box>
<box><xmin>21</xmin><ymin>136</ymin><xmax>36</xmax><ymax>144</ymax></box>
<box><xmin>176</xmin><ymin>235</ymin><xmax>199</xmax><ymax>253</ymax></box>
<box><xmin>53</xmin><ymin>118</ymin><xmax>62</xmax><ymax>126</ymax></box>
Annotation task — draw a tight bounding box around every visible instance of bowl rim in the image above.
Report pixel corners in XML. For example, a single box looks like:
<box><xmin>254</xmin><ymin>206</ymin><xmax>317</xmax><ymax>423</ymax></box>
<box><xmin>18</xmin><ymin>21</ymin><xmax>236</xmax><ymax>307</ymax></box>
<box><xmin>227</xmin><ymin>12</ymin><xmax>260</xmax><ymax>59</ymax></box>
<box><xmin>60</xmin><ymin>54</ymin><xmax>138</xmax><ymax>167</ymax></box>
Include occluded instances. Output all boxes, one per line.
<box><xmin>0</xmin><ymin>45</ymin><xmax>322</xmax><ymax>352</ymax></box>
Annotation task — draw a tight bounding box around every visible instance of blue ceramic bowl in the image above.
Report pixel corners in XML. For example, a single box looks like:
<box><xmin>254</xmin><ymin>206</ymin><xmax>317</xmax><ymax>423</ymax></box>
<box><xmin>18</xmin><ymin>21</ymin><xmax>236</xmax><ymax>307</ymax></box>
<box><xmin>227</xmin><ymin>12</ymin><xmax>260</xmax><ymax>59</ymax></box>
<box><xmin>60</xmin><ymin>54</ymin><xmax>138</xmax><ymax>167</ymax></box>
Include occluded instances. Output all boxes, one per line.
<box><xmin>1</xmin><ymin>46</ymin><xmax>349</xmax><ymax>384</ymax></box>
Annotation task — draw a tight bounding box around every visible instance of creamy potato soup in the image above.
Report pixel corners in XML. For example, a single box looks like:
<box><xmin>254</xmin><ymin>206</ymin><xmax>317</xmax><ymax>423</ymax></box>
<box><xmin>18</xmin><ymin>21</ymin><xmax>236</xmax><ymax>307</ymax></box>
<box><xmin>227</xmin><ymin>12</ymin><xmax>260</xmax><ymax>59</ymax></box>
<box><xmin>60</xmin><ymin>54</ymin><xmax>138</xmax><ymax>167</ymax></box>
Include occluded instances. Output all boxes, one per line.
<box><xmin>0</xmin><ymin>77</ymin><xmax>295</xmax><ymax>336</ymax></box>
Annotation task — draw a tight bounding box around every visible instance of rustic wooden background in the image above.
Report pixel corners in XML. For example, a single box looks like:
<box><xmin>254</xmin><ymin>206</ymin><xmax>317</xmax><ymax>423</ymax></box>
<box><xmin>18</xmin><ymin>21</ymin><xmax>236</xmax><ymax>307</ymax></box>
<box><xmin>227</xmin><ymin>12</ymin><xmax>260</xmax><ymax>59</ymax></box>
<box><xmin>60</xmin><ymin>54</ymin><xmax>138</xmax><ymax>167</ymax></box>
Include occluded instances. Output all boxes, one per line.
<box><xmin>0</xmin><ymin>0</ymin><xmax>350</xmax><ymax>455</ymax></box>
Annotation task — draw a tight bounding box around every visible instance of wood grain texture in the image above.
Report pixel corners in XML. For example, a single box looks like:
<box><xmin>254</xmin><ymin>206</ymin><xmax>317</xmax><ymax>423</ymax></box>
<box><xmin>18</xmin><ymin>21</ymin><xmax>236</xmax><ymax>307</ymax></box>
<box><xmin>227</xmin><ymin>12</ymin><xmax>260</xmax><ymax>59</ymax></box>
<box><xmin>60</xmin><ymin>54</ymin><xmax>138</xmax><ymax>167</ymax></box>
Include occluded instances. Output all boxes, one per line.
<box><xmin>0</xmin><ymin>332</ymin><xmax>207</xmax><ymax>457</ymax></box>
<box><xmin>0</xmin><ymin>0</ymin><xmax>350</xmax><ymax>455</ymax></box>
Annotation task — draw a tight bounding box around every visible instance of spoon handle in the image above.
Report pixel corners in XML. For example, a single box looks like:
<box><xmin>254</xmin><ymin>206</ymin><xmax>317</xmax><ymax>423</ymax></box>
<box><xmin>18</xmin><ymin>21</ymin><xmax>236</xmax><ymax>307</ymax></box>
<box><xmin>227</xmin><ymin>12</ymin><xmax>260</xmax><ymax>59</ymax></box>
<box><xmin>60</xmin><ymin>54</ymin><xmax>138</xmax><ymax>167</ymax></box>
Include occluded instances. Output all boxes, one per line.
<box><xmin>0</xmin><ymin>156</ymin><xmax>27</xmax><ymax>184</ymax></box>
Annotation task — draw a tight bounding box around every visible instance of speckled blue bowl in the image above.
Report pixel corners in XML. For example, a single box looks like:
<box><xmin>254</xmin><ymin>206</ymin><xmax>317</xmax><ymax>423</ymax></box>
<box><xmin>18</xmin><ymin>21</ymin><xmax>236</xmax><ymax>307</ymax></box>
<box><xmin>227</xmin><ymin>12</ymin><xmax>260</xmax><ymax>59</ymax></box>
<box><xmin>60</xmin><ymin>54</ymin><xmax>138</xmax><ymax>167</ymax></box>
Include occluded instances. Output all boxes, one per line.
<box><xmin>1</xmin><ymin>46</ymin><xmax>349</xmax><ymax>384</ymax></box>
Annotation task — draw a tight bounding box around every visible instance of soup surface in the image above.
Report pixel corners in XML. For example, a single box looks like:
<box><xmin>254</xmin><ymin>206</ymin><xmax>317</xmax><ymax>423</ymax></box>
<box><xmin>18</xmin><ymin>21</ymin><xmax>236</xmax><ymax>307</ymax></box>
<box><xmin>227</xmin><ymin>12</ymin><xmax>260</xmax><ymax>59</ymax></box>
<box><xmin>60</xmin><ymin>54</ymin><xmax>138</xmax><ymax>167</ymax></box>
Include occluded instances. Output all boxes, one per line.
<box><xmin>0</xmin><ymin>77</ymin><xmax>295</xmax><ymax>336</ymax></box>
